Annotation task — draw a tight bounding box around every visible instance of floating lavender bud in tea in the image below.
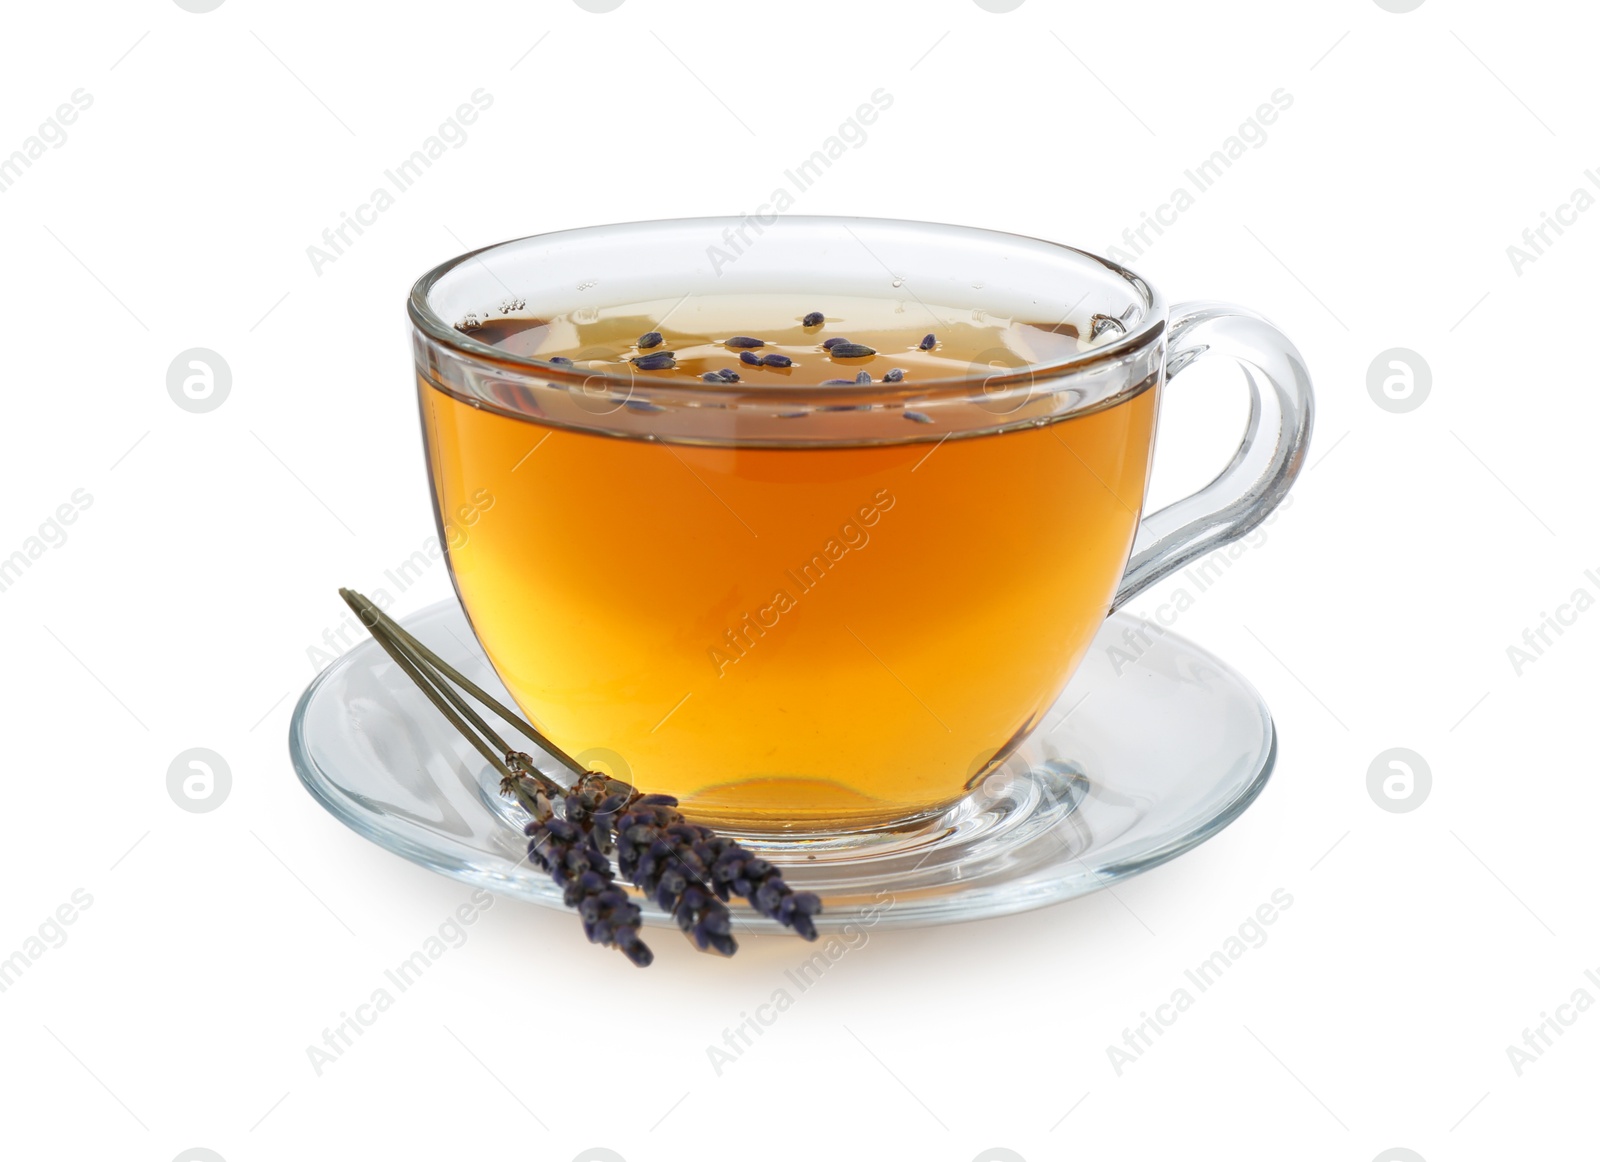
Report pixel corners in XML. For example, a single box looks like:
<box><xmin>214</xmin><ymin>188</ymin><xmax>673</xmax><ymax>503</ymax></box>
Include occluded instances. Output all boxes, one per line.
<box><xmin>829</xmin><ymin>342</ymin><xmax>877</xmax><ymax>359</ymax></box>
<box><xmin>883</xmin><ymin>368</ymin><xmax>906</xmax><ymax>383</ymax></box>
<box><xmin>821</xmin><ymin>378</ymin><xmax>856</xmax><ymax>386</ymax></box>
<box><xmin>821</xmin><ymin>337</ymin><xmax>849</xmax><ymax>350</ymax></box>
<box><xmin>802</xmin><ymin>311</ymin><xmax>825</xmax><ymax>327</ymax></box>
<box><xmin>760</xmin><ymin>353</ymin><xmax>794</xmax><ymax>368</ymax></box>
<box><xmin>905</xmin><ymin>410</ymin><xmax>933</xmax><ymax>423</ymax></box>
<box><xmin>855</xmin><ymin>371</ymin><xmax>872</xmax><ymax>385</ymax></box>
<box><xmin>716</xmin><ymin>368</ymin><xmax>741</xmax><ymax>383</ymax></box>
<box><xmin>548</xmin><ymin>355</ymin><xmax>574</xmax><ymax>367</ymax></box>
<box><xmin>638</xmin><ymin>331</ymin><xmax>664</xmax><ymax>349</ymax></box>
<box><xmin>725</xmin><ymin>336</ymin><xmax>765</xmax><ymax>349</ymax></box>
<box><xmin>634</xmin><ymin>352</ymin><xmax>676</xmax><ymax>371</ymax></box>
<box><xmin>701</xmin><ymin>372</ymin><xmax>723</xmax><ymax>383</ymax></box>
<box><xmin>739</xmin><ymin>350</ymin><xmax>762</xmax><ymax>366</ymax></box>
<box><xmin>919</xmin><ymin>333</ymin><xmax>937</xmax><ymax>350</ymax></box>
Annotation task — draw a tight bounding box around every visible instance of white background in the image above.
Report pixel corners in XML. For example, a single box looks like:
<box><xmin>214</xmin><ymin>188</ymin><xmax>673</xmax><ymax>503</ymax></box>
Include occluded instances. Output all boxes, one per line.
<box><xmin>1</xmin><ymin>1</ymin><xmax>1594</xmax><ymax>1159</ymax></box>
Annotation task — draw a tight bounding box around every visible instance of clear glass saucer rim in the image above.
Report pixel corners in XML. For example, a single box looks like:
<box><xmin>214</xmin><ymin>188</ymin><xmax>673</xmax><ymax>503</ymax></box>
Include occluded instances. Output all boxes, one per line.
<box><xmin>288</xmin><ymin>600</ymin><xmax>1276</xmax><ymax>933</ymax></box>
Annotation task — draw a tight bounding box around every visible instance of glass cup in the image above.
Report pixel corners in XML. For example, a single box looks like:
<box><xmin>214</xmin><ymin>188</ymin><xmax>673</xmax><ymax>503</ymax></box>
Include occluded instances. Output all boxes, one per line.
<box><xmin>408</xmin><ymin>216</ymin><xmax>1313</xmax><ymax>836</ymax></box>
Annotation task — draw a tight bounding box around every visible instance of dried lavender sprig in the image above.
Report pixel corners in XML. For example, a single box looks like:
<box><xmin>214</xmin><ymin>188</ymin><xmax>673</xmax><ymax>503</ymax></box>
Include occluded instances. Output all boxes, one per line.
<box><xmin>596</xmin><ymin>783</ymin><xmax>820</xmax><ymax>942</ymax></box>
<box><xmin>341</xmin><ymin>590</ymin><xmax>823</xmax><ymax>952</ymax></box>
<box><xmin>571</xmin><ymin>776</ymin><xmax>737</xmax><ymax>956</ymax></box>
<box><xmin>517</xmin><ymin>777</ymin><xmax>653</xmax><ymax>967</ymax></box>
<box><xmin>703</xmin><ymin>833</ymin><xmax>822</xmax><ymax>940</ymax></box>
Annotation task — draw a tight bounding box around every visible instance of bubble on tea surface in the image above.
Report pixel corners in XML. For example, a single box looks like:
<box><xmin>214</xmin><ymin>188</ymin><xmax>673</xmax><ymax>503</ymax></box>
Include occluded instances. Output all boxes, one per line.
<box><xmin>167</xmin><ymin>348</ymin><xmax>232</xmax><ymax>413</ymax></box>
<box><xmin>1366</xmin><ymin>347</ymin><xmax>1431</xmax><ymax>413</ymax></box>
<box><xmin>1366</xmin><ymin>748</ymin><xmax>1431</xmax><ymax>813</ymax></box>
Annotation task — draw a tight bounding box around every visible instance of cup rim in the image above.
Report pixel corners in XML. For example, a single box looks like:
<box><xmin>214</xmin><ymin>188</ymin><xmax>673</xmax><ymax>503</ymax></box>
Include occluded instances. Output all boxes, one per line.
<box><xmin>407</xmin><ymin>214</ymin><xmax>1167</xmax><ymax>401</ymax></box>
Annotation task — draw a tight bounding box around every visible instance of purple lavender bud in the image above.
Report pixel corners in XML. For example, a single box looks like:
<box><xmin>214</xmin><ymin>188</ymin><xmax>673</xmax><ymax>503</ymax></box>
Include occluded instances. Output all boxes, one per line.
<box><xmin>740</xmin><ymin>350</ymin><xmax>762</xmax><ymax>366</ymax></box>
<box><xmin>855</xmin><ymin>372</ymin><xmax>872</xmax><ymax>385</ymax></box>
<box><xmin>639</xmin><ymin>331</ymin><xmax>664</xmax><ymax>349</ymax></box>
<box><xmin>525</xmin><ymin>810</ymin><xmax>653</xmax><ymax>966</ymax></box>
<box><xmin>634</xmin><ymin>351</ymin><xmax>676</xmax><ymax>371</ymax></box>
<box><xmin>883</xmin><ymin>368</ymin><xmax>906</xmax><ymax>383</ymax></box>
<box><xmin>802</xmin><ymin>311</ymin><xmax>825</xmax><ymax>327</ymax></box>
<box><xmin>821</xmin><ymin>337</ymin><xmax>849</xmax><ymax>350</ymax></box>
<box><xmin>725</xmin><ymin>336</ymin><xmax>765</xmax><ymax>349</ymax></box>
<box><xmin>919</xmin><ymin>333</ymin><xmax>937</xmax><ymax>350</ymax></box>
<box><xmin>760</xmin><ymin>353</ymin><xmax>794</xmax><ymax>367</ymax></box>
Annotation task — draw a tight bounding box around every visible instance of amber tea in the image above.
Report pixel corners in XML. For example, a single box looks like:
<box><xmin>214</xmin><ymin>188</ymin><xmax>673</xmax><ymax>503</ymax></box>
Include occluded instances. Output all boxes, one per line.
<box><xmin>420</xmin><ymin>293</ymin><xmax>1158</xmax><ymax>830</ymax></box>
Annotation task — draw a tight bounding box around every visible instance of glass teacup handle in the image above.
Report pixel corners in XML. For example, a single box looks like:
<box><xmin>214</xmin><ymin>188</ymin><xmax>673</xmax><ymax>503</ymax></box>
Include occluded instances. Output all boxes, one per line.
<box><xmin>1112</xmin><ymin>301</ymin><xmax>1314</xmax><ymax>610</ymax></box>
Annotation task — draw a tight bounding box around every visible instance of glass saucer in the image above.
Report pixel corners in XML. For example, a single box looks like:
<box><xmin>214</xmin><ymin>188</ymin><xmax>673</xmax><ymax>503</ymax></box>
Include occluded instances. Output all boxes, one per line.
<box><xmin>289</xmin><ymin>600</ymin><xmax>1275</xmax><ymax>932</ymax></box>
